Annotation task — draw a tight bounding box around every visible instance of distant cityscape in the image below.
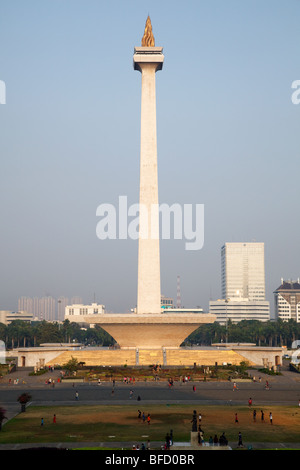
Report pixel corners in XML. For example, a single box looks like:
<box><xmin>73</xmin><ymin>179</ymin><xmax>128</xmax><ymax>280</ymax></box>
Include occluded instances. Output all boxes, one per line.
<box><xmin>0</xmin><ymin>242</ymin><xmax>299</xmax><ymax>327</ymax></box>
<box><xmin>17</xmin><ymin>296</ymin><xmax>83</xmax><ymax>322</ymax></box>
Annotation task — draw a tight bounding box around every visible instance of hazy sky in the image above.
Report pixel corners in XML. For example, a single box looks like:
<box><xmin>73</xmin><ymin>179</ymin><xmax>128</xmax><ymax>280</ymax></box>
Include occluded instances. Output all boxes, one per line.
<box><xmin>0</xmin><ymin>0</ymin><xmax>299</xmax><ymax>316</ymax></box>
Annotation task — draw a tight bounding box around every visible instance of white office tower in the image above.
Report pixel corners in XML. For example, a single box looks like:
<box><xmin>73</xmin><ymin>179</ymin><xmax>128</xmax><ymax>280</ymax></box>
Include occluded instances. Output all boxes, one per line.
<box><xmin>210</xmin><ymin>242</ymin><xmax>270</xmax><ymax>324</ymax></box>
<box><xmin>221</xmin><ymin>242</ymin><xmax>266</xmax><ymax>301</ymax></box>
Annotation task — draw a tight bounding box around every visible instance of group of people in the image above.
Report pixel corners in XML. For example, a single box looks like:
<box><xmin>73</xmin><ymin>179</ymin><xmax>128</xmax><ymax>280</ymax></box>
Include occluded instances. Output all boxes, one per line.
<box><xmin>234</xmin><ymin>406</ymin><xmax>273</xmax><ymax>425</ymax></box>
<box><xmin>233</xmin><ymin>379</ymin><xmax>271</xmax><ymax>391</ymax></box>
<box><xmin>199</xmin><ymin>432</ymin><xmax>229</xmax><ymax>447</ymax></box>
<box><xmin>196</xmin><ymin>412</ymin><xmax>243</xmax><ymax>448</ymax></box>
<box><xmin>164</xmin><ymin>431</ymin><xmax>173</xmax><ymax>449</ymax></box>
<box><xmin>137</xmin><ymin>409</ymin><xmax>151</xmax><ymax>424</ymax></box>
<box><xmin>253</xmin><ymin>409</ymin><xmax>273</xmax><ymax>424</ymax></box>
<box><xmin>46</xmin><ymin>377</ymin><xmax>59</xmax><ymax>386</ymax></box>
<box><xmin>123</xmin><ymin>377</ymin><xmax>135</xmax><ymax>384</ymax></box>
<box><xmin>132</xmin><ymin>440</ymin><xmax>151</xmax><ymax>450</ymax></box>
<box><xmin>40</xmin><ymin>414</ymin><xmax>56</xmax><ymax>426</ymax></box>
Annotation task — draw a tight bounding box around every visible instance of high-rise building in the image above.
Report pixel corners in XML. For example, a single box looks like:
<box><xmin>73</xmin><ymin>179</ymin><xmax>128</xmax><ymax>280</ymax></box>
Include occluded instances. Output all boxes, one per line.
<box><xmin>18</xmin><ymin>297</ymin><xmax>33</xmax><ymax>314</ymax></box>
<box><xmin>210</xmin><ymin>242</ymin><xmax>269</xmax><ymax>324</ymax></box>
<box><xmin>274</xmin><ymin>279</ymin><xmax>300</xmax><ymax>322</ymax></box>
<box><xmin>221</xmin><ymin>242</ymin><xmax>266</xmax><ymax>301</ymax></box>
<box><xmin>18</xmin><ymin>296</ymin><xmax>56</xmax><ymax>321</ymax></box>
<box><xmin>37</xmin><ymin>297</ymin><xmax>56</xmax><ymax>321</ymax></box>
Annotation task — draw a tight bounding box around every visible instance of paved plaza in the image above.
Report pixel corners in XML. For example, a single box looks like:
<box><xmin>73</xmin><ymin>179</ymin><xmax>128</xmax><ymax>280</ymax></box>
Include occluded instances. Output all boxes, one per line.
<box><xmin>0</xmin><ymin>363</ymin><xmax>299</xmax><ymax>450</ymax></box>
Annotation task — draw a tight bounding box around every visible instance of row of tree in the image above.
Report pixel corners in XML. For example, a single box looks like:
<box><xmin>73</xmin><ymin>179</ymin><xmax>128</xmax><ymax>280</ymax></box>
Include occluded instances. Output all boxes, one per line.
<box><xmin>0</xmin><ymin>318</ymin><xmax>299</xmax><ymax>350</ymax></box>
<box><xmin>0</xmin><ymin>319</ymin><xmax>115</xmax><ymax>349</ymax></box>
<box><xmin>185</xmin><ymin>318</ymin><xmax>300</xmax><ymax>348</ymax></box>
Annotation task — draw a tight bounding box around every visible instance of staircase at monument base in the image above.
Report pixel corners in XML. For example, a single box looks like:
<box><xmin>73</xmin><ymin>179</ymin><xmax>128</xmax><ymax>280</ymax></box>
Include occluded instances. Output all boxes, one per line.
<box><xmin>165</xmin><ymin>349</ymin><xmax>254</xmax><ymax>366</ymax></box>
<box><xmin>45</xmin><ymin>348</ymin><xmax>254</xmax><ymax>367</ymax></box>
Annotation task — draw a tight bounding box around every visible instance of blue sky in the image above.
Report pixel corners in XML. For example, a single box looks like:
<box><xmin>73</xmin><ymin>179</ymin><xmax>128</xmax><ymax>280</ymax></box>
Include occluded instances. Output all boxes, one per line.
<box><xmin>0</xmin><ymin>0</ymin><xmax>299</xmax><ymax>315</ymax></box>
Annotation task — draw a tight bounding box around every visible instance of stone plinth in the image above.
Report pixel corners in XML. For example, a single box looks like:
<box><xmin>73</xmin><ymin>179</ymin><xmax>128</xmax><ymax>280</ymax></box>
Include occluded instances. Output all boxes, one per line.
<box><xmin>191</xmin><ymin>432</ymin><xmax>199</xmax><ymax>447</ymax></box>
<box><xmin>71</xmin><ymin>313</ymin><xmax>216</xmax><ymax>349</ymax></box>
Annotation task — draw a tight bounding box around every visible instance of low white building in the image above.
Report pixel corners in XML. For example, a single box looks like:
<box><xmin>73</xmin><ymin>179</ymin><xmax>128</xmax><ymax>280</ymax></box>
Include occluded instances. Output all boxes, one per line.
<box><xmin>0</xmin><ymin>310</ymin><xmax>33</xmax><ymax>325</ymax></box>
<box><xmin>274</xmin><ymin>279</ymin><xmax>300</xmax><ymax>322</ymax></box>
<box><xmin>65</xmin><ymin>303</ymin><xmax>106</xmax><ymax>320</ymax></box>
<box><xmin>209</xmin><ymin>298</ymin><xmax>270</xmax><ymax>325</ymax></box>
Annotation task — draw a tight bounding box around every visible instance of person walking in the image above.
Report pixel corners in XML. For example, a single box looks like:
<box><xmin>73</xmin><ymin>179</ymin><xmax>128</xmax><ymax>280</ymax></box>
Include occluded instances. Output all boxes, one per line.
<box><xmin>235</xmin><ymin>412</ymin><xmax>239</xmax><ymax>424</ymax></box>
<box><xmin>53</xmin><ymin>414</ymin><xmax>56</xmax><ymax>424</ymax></box>
<box><xmin>253</xmin><ymin>409</ymin><xmax>257</xmax><ymax>422</ymax></box>
<box><xmin>248</xmin><ymin>397</ymin><xmax>252</xmax><ymax>407</ymax></box>
<box><xmin>269</xmin><ymin>412</ymin><xmax>273</xmax><ymax>424</ymax></box>
<box><xmin>75</xmin><ymin>391</ymin><xmax>79</xmax><ymax>401</ymax></box>
<box><xmin>147</xmin><ymin>413</ymin><xmax>151</xmax><ymax>425</ymax></box>
<box><xmin>238</xmin><ymin>431</ymin><xmax>243</xmax><ymax>447</ymax></box>
<box><xmin>261</xmin><ymin>410</ymin><xmax>264</xmax><ymax>422</ymax></box>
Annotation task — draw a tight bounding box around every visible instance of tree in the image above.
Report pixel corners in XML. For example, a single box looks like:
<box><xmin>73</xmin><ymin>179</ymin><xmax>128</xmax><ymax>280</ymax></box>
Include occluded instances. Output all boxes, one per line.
<box><xmin>61</xmin><ymin>319</ymin><xmax>71</xmax><ymax>343</ymax></box>
<box><xmin>63</xmin><ymin>356</ymin><xmax>79</xmax><ymax>375</ymax></box>
<box><xmin>0</xmin><ymin>407</ymin><xmax>7</xmax><ymax>431</ymax></box>
<box><xmin>0</xmin><ymin>323</ymin><xmax>7</xmax><ymax>344</ymax></box>
<box><xmin>17</xmin><ymin>392</ymin><xmax>32</xmax><ymax>412</ymax></box>
<box><xmin>35</xmin><ymin>321</ymin><xmax>63</xmax><ymax>345</ymax></box>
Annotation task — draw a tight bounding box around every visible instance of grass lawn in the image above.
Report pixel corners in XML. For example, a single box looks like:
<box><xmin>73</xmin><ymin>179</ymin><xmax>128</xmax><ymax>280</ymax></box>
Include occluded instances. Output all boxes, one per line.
<box><xmin>0</xmin><ymin>404</ymin><xmax>299</xmax><ymax>446</ymax></box>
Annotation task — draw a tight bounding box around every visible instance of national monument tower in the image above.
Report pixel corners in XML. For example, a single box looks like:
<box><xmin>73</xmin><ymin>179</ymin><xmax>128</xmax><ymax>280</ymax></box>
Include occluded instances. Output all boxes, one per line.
<box><xmin>70</xmin><ymin>17</ymin><xmax>216</xmax><ymax>350</ymax></box>
<box><xmin>135</xmin><ymin>16</ymin><xmax>163</xmax><ymax>315</ymax></box>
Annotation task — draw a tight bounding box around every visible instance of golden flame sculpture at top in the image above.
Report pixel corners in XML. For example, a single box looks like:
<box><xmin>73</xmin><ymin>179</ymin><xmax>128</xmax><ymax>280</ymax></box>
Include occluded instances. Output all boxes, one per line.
<box><xmin>141</xmin><ymin>15</ymin><xmax>155</xmax><ymax>47</ymax></box>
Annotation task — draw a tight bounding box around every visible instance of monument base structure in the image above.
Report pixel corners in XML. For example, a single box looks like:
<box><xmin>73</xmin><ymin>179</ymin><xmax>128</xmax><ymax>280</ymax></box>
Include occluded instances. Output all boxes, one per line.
<box><xmin>10</xmin><ymin>342</ymin><xmax>283</xmax><ymax>368</ymax></box>
<box><xmin>69</xmin><ymin>312</ymin><xmax>216</xmax><ymax>349</ymax></box>
<box><xmin>72</xmin><ymin>20</ymin><xmax>218</xmax><ymax>356</ymax></box>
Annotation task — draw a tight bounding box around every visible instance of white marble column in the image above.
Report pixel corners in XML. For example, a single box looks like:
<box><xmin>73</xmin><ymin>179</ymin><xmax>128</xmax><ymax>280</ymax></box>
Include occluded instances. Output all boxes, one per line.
<box><xmin>134</xmin><ymin>47</ymin><xmax>164</xmax><ymax>314</ymax></box>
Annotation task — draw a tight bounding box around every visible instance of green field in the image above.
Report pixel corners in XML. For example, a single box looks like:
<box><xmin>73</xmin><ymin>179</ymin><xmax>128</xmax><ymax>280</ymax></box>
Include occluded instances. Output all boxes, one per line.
<box><xmin>0</xmin><ymin>404</ymin><xmax>299</xmax><ymax>447</ymax></box>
